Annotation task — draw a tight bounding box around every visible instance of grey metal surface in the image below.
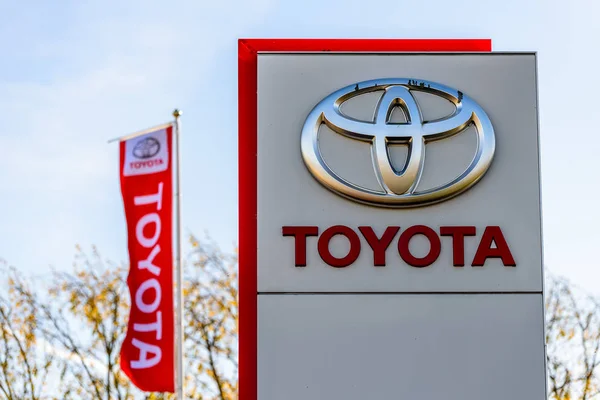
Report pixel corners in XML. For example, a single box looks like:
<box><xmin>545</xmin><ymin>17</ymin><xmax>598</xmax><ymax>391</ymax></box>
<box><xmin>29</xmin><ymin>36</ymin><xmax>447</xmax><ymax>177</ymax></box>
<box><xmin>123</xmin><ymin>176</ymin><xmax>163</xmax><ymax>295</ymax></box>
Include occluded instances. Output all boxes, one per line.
<box><xmin>258</xmin><ymin>293</ymin><xmax>547</xmax><ymax>400</ymax></box>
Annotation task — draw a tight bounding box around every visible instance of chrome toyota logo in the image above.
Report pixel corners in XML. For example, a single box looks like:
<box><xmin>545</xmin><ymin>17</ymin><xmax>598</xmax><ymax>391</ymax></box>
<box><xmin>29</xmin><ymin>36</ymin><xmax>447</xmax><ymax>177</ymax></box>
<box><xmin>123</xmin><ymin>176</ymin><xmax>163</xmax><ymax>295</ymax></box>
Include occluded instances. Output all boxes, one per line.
<box><xmin>133</xmin><ymin>137</ymin><xmax>161</xmax><ymax>159</ymax></box>
<box><xmin>300</xmin><ymin>78</ymin><xmax>495</xmax><ymax>208</ymax></box>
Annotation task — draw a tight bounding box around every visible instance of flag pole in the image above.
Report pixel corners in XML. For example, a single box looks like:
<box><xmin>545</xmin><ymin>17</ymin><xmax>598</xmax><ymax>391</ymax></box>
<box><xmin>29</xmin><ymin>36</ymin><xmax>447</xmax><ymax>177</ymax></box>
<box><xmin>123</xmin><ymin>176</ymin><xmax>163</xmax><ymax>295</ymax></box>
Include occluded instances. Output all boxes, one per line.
<box><xmin>173</xmin><ymin>108</ymin><xmax>184</xmax><ymax>398</ymax></box>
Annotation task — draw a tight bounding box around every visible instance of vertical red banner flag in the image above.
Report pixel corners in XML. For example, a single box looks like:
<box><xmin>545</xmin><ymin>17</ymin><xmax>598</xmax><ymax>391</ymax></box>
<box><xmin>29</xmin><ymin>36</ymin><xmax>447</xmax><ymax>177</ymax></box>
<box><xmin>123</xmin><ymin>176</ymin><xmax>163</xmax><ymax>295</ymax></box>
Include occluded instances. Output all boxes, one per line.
<box><xmin>119</xmin><ymin>125</ymin><xmax>175</xmax><ymax>393</ymax></box>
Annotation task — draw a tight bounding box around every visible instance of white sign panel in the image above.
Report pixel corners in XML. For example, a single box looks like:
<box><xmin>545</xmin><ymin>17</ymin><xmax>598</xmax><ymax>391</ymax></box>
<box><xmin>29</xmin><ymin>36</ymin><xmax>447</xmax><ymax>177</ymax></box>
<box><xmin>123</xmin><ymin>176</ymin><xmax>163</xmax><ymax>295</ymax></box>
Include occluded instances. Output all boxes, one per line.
<box><xmin>258</xmin><ymin>54</ymin><xmax>542</xmax><ymax>294</ymax></box>
<box><xmin>240</xmin><ymin>40</ymin><xmax>546</xmax><ymax>400</ymax></box>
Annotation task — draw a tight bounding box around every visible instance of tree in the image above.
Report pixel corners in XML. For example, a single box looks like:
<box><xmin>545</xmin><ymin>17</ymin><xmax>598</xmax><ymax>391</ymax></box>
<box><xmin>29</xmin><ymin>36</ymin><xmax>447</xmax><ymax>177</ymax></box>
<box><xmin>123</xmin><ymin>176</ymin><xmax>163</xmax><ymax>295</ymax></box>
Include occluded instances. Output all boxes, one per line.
<box><xmin>40</xmin><ymin>247</ymin><xmax>137</xmax><ymax>400</ymax></box>
<box><xmin>546</xmin><ymin>274</ymin><xmax>600</xmax><ymax>400</ymax></box>
<box><xmin>0</xmin><ymin>235</ymin><xmax>238</xmax><ymax>400</ymax></box>
<box><xmin>0</xmin><ymin>265</ymin><xmax>55</xmax><ymax>400</ymax></box>
<box><xmin>184</xmin><ymin>234</ymin><xmax>238</xmax><ymax>399</ymax></box>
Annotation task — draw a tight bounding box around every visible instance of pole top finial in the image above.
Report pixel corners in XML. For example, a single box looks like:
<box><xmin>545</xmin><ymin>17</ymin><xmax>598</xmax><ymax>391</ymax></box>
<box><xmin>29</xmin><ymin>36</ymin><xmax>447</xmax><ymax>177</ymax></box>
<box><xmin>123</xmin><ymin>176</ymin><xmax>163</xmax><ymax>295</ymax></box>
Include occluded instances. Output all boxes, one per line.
<box><xmin>173</xmin><ymin>109</ymin><xmax>182</xmax><ymax>118</ymax></box>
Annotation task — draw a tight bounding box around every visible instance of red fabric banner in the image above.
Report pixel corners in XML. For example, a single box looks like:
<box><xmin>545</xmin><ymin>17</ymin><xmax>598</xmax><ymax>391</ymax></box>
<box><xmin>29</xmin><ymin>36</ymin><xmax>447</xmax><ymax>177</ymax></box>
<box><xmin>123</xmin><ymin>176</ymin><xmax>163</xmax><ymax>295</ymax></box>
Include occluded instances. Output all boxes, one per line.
<box><xmin>119</xmin><ymin>125</ymin><xmax>174</xmax><ymax>393</ymax></box>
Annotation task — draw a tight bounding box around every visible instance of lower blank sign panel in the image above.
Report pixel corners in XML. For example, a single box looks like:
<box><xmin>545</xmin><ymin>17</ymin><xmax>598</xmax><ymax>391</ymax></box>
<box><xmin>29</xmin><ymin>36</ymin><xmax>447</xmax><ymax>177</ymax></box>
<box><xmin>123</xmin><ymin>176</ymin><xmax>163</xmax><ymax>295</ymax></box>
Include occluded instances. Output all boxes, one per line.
<box><xmin>258</xmin><ymin>294</ymin><xmax>546</xmax><ymax>400</ymax></box>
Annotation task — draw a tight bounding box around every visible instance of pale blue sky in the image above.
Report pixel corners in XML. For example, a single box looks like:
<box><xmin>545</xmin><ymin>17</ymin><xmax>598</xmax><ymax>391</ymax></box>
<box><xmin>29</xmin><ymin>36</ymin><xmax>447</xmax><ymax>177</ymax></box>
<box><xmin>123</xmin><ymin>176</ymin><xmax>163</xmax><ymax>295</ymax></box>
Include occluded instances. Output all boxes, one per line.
<box><xmin>0</xmin><ymin>0</ymin><xmax>598</xmax><ymax>293</ymax></box>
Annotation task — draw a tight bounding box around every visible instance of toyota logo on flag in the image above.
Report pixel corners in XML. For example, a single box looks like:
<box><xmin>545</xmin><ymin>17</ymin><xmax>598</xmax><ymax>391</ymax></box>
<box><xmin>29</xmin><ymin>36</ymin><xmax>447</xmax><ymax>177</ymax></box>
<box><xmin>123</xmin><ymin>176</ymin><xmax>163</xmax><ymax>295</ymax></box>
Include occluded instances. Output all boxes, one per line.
<box><xmin>300</xmin><ymin>78</ymin><xmax>496</xmax><ymax>208</ymax></box>
<box><xmin>133</xmin><ymin>137</ymin><xmax>161</xmax><ymax>159</ymax></box>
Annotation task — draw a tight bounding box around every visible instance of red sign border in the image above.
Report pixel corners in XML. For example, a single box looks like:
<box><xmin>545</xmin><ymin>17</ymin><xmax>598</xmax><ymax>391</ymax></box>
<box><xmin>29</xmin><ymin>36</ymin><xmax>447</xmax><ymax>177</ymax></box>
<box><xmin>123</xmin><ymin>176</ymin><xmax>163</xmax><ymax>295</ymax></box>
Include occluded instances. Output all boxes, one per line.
<box><xmin>237</xmin><ymin>38</ymin><xmax>492</xmax><ymax>400</ymax></box>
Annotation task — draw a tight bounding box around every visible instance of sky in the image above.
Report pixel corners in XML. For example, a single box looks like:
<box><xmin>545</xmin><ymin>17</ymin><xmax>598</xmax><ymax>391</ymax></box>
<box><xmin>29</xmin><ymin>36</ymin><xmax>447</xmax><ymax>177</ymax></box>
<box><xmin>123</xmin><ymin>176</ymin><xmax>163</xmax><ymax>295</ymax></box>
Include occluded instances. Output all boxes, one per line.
<box><xmin>0</xmin><ymin>0</ymin><xmax>598</xmax><ymax>294</ymax></box>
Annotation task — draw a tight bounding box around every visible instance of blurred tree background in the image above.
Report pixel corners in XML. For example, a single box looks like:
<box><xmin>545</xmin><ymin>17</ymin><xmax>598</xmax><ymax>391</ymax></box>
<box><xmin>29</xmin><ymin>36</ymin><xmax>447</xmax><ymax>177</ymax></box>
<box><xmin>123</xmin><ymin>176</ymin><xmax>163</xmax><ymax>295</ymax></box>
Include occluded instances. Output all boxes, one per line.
<box><xmin>0</xmin><ymin>234</ymin><xmax>237</xmax><ymax>400</ymax></box>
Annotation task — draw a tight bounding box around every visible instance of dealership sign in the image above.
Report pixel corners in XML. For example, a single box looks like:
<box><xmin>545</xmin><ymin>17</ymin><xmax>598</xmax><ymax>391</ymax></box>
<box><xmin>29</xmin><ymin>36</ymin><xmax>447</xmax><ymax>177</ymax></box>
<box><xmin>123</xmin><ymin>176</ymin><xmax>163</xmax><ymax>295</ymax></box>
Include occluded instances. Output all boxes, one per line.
<box><xmin>239</xmin><ymin>39</ymin><xmax>546</xmax><ymax>400</ymax></box>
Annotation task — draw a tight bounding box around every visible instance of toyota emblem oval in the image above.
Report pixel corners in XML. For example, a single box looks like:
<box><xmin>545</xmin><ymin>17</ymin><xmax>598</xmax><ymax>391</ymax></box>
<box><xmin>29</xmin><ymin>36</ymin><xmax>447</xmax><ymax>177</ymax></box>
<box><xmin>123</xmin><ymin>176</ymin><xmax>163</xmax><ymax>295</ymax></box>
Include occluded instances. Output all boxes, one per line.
<box><xmin>133</xmin><ymin>137</ymin><xmax>161</xmax><ymax>159</ymax></box>
<box><xmin>300</xmin><ymin>78</ymin><xmax>496</xmax><ymax>208</ymax></box>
